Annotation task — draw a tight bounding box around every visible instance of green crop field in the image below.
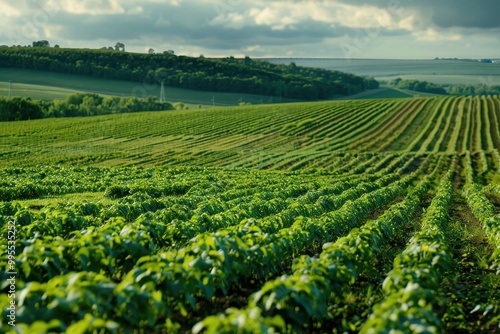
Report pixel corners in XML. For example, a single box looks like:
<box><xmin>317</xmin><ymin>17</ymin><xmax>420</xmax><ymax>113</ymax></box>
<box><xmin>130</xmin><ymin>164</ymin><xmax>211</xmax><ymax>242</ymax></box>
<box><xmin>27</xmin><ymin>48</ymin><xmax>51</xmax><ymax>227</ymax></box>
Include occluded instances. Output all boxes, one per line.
<box><xmin>1</xmin><ymin>95</ymin><xmax>500</xmax><ymax>333</ymax></box>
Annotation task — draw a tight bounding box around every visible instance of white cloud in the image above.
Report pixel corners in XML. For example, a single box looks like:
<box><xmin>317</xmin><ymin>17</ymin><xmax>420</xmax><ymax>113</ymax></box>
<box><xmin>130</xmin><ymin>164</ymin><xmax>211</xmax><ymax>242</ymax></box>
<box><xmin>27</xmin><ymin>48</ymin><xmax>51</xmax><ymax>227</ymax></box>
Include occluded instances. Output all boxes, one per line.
<box><xmin>59</xmin><ymin>0</ymin><xmax>125</xmax><ymax>15</ymax></box>
<box><xmin>210</xmin><ymin>12</ymin><xmax>248</xmax><ymax>29</ymax></box>
<box><xmin>250</xmin><ymin>7</ymin><xmax>298</xmax><ymax>30</ymax></box>
<box><xmin>0</xmin><ymin>3</ymin><xmax>21</xmax><ymax>17</ymax></box>
<box><xmin>127</xmin><ymin>6</ymin><xmax>144</xmax><ymax>15</ymax></box>
<box><xmin>244</xmin><ymin>45</ymin><xmax>261</xmax><ymax>52</ymax></box>
<box><xmin>210</xmin><ymin>1</ymin><xmax>419</xmax><ymax>32</ymax></box>
<box><xmin>414</xmin><ymin>28</ymin><xmax>462</xmax><ymax>42</ymax></box>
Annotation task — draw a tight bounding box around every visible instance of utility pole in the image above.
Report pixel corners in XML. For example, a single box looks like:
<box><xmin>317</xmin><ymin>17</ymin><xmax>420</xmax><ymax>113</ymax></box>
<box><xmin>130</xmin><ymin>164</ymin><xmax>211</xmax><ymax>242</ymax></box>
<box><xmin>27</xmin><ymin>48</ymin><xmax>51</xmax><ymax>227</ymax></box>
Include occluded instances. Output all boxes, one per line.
<box><xmin>211</xmin><ymin>96</ymin><xmax>215</xmax><ymax>107</ymax></box>
<box><xmin>8</xmin><ymin>80</ymin><xmax>12</xmax><ymax>98</ymax></box>
<box><xmin>160</xmin><ymin>80</ymin><xmax>166</xmax><ymax>102</ymax></box>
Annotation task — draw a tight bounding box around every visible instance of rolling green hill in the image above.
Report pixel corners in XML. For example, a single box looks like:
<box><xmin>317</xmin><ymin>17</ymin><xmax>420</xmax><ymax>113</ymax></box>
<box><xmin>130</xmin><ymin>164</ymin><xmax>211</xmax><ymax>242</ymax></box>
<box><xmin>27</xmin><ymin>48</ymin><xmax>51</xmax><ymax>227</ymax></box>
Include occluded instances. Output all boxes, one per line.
<box><xmin>0</xmin><ymin>68</ymin><xmax>297</xmax><ymax>106</ymax></box>
<box><xmin>0</xmin><ymin>69</ymin><xmax>415</xmax><ymax>106</ymax></box>
<box><xmin>0</xmin><ymin>47</ymin><xmax>378</xmax><ymax>101</ymax></box>
<box><xmin>1</xmin><ymin>95</ymin><xmax>499</xmax><ymax>172</ymax></box>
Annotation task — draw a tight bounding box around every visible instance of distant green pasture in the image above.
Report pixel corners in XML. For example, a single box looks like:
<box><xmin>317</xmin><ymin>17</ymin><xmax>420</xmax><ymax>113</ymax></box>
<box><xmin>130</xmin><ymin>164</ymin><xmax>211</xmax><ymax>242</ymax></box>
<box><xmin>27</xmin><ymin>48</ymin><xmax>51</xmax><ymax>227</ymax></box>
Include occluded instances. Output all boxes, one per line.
<box><xmin>0</xmin><ymin>68</ymin><xmax>298</xmax><ymax>106</ymax></box>
<box><xmin>266</xmin><ymin>58</ymin><xmax>500</xmax><ymax>85</ymax></box>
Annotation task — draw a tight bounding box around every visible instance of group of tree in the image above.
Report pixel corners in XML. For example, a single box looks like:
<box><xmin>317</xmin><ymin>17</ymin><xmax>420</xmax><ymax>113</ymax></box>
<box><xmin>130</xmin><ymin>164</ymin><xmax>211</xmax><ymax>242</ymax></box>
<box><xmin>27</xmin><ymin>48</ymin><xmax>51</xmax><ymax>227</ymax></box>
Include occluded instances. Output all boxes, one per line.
<box><xmin>388</xmin><ymin>78</ymin><xmax>500</xmax><ymax>96</ymax></box>
<box><xmin>0</xmin><ymin>93</ymin><xmax>174</xmax><ymax>122</ymax></box>
<box><xmin>0</xmin><ymin>46</ymin><xmax>378</xmax><ymax>100</ymax></box>
<box><xmin>32</xmin><ymin>40</ymin><xmax>50</xmax><ymax>48</ymax></box>
<box><xmin>388</xmin><ymin>78</ymin><xmax>447</xmax><ymax>95</ymax></box>
<box><xmin>0</xmin><ymin>97</ymin><xmax>44</xmax><ymax>121</ymax></box>
<box><xmin>448</xmin><ymin>84</ymin><xmax>500</xmax><ymax>96</ymax></box>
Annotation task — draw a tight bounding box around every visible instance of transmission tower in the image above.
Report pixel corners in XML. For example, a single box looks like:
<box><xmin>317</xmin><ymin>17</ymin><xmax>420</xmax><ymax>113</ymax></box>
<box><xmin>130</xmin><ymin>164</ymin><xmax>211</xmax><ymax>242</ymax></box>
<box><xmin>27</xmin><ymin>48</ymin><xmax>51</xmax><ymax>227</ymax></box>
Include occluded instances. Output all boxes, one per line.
<box><xmin>160</xmin><ymin>80</ymin><xmax>166</xmax><ymax>102</ymax></box>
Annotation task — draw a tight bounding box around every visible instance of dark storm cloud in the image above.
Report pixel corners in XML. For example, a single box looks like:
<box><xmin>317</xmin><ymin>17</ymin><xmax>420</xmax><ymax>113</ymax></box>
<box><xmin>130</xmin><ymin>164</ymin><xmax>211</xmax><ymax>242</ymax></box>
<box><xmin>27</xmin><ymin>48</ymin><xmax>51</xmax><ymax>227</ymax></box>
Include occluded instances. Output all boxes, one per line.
<box><xmin>335</xmin><ymin>0</ymin><xmax>500</xmax><ymax>29</ymax></box>
<box><xmin>430</xmin><ymin>1</ymin><xmax>500</xmax><ymax>29</ymax></box>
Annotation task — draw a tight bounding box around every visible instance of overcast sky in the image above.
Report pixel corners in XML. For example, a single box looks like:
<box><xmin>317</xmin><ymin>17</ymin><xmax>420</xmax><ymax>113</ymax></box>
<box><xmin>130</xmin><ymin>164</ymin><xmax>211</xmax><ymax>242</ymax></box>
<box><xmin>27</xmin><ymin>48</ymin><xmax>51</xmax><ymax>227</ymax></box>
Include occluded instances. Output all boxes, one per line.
<box><xmin>1</xmin><ymin>0</ymin><xmax>499</xmax><ymax>58</ymax></box>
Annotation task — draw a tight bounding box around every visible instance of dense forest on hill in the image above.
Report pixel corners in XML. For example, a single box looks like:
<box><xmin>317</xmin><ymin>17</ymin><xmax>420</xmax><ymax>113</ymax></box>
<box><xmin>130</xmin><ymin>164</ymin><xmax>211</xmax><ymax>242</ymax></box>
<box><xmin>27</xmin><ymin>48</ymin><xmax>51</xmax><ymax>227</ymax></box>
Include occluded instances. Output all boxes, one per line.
<box><xmin>0</xmin><ymin>46</ymin><xmax>378</xmax><ymax>100</ymax></box>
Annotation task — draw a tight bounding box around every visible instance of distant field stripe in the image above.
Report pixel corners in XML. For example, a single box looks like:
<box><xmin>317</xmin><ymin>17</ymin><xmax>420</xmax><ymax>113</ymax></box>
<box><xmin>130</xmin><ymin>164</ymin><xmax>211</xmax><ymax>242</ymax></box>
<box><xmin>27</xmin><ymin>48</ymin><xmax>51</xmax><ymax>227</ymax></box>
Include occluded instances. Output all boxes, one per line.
<box><xmin>489</xmin><ymin>97</ymin><xmax>500</xmax><ymax>150</ymax></box>
<box><xmin>482</xmin><ymin>96</ymin><xmax>495</xmax><ymax>152</ymax></box>
<box><xmin>460</xmin><ymin>97</ymin><xmax>473</xmax><ymax>153</ymax></box>
<box><xmin>366</xmin><ymin>98</ymin><xmax>430</xmax><ymax>152</ymax></box>
<box><xmin>304</xmin><ymin>106</ymin><xmax>358</xmax><ymax>137</ymax></box>
<box><xmin>317</xmin><ymin>100</ymin><xmax>393</xmax><ymax>139</ymax></box>
<box><xmin>407</xmin><ymin>97</ymin><xmax>447</xmax><ymax>152</ymax></box>
<box><xmin>291</xmin><ymin>105</ymin><xmax>367</xmax><ymax>139</ymax></box>
<box><xmin>315</xmin><ymin>101</ymin><xmax>401</xmax><ymax>151</ymax></box>
<box><xmin>475</xmin><ymin>96</ymin><xmax>486</xmax><ymax>152</ymax></box>
<box><xmin>434</xmin><ymin>97</ymin><xmax>460</xmax><ymax>152</ymax></box>
<box><xmin>305</xmin><ymin>103</ymin><xmax>377</xmax><ymax>138</ymax></box>
<box><xmin>260</xmin><ymin>104</ymin><xmax>343</xmax><ymax>135</ymax></box>
<box><xmin>386</xmin><ymin>98</ymin><xmax>435</xmax><ymax>151</ymax></box>
<box><xmin>359</xmin><ymin>99</ymin><xmax>417</xmax><ymax>150</ymax></box>
<box><xmin>349</xmin><ymin>99</ymin><xmax>411</xmax><ymax>151</ymax></box>
<box><xmin>496</xmin><ymin>96</ymin><xmax>500</xmax><ymax>134</ymax></box>
<box><xmin>279</xmin><ymin>106</ymin><xmax>349</xmax><ymax>137</ymax></box>
<box><xmin>448</xmin><ymin>97</ymin><xmax>466</xmax><ymax>153</ymax></box>
<box><xmin>419</xmin><ymin>96</ymin><xmax>454</xmax><ymax>152</ymax></box>
<box><xmin>469</xmin><ymin>97</ymin><xmax>480</xmax><ymax>153</ymax></box>
<box><xmin>258</xmin><ymin>103</ymin><xmax>341</xmax><ymax>136</ymax></box>
<box><xmin>307</xmin><ymin>101</ymin><xmax>385</xmax><ymax>139</ymax></box>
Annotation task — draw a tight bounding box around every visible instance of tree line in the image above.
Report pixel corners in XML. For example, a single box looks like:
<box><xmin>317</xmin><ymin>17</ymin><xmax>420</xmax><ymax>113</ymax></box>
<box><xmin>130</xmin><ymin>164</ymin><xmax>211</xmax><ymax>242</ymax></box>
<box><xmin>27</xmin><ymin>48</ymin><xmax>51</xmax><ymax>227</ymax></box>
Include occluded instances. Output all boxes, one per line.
<box><xmin>388</xmin><ymin>78</ymin><xmax>500</xmax><ymax>96</ymax></box>
<box><xmin>0</xmin><ymin>46</ymin><xmax>378</xmax><ymax>100</ymax></box>
<box><xmin>388</xmin><ymin>78</ymin><xmax>447</xmax><ymax>95</ymax></box>
<box><xmin>0</xmin><ymin>93</ymin><xmax>174</xmax><ymax>122</ymax></box>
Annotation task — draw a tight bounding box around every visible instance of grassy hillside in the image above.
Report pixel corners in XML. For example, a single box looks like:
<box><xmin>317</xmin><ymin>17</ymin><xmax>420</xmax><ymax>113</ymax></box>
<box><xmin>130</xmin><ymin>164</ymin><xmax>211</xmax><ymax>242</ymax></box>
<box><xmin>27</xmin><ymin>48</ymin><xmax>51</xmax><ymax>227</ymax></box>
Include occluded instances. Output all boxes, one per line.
<box><xmin>0</xmin><ymin>68</ymin><xmax>297</xmax><ymax>106</ymax></box>
<box><xmin>0</xmin><ymin>68</ymin><xmax>412</xmax><ymax>105</ymax></box>
<box><xmin>0</xmin><ymin>47</ymin><xmax>377</xmax><ymax>101</ymax></box>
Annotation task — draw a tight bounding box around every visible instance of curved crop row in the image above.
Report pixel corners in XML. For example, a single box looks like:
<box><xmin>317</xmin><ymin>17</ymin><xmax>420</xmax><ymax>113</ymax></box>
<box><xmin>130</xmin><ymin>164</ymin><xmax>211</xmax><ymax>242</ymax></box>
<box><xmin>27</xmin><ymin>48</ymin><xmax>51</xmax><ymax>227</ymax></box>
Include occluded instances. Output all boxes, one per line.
<box><xmin>193</xmin><ymin>158</ymin><xmax>443</xmax><ymax>333</ymax></box>
<box><xmin>4</xmin><ymin>173</ymin><xmax>402</xmax><ymax>284</ymax></box>
<box><xmin>462</xmin><ymin>153</ymin><xmax>500</xmax><ymax>273</ymax></box>
<box><xmin>361</xmin><ymin>164</ymin><xmax>455</xmax><ymax>333</ymax></box>
<box><xmin>2</xmin><ymin>169</ymin><xmax>422</xmax><ymax>331</ymax></box>
<box><xmin>344</xmin><ymin>98</ymin><xmax>410</xmax><ymax>151</ymax></box>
